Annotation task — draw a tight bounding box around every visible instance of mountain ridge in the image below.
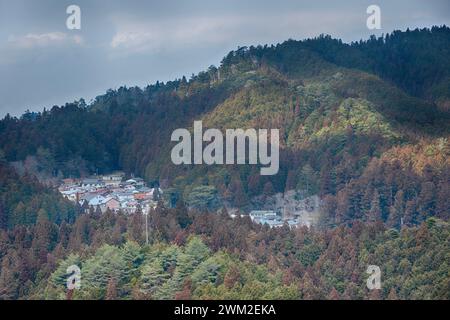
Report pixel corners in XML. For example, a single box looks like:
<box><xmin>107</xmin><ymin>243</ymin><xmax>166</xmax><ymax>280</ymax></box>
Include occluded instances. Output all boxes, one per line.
<box><xmin>0</xmin><ymin>26</ymin><xmax>449</xmax><ymax>228</ymax></box>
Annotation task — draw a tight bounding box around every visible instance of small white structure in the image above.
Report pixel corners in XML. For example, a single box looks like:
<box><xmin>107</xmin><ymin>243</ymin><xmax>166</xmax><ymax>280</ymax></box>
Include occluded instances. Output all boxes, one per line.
<box><xmin>249</xmin><ymin>210</ymin><xmax>278</xmax><ymax>221</ymax></box>
<box><xmin>249</xmin><ymin>210</ymin><xmax>284</xmax><ymax>228</ymax></box>
<box><xmin>102</xmin><ymin>172</ymin><xmax>124</xmax><ymax>186</ymax></box>
<box><xmin>60</xmin><ymin>188</ymin><xmax>80</xmax><ymax>202</ymax></box>
<box><xmin>81</xmin><ymin>178</ymin><xmax>104</xmax><ymax>188</ymax></box>
<box><xmin>88</xmin><ymin>195</ymin><xmax>107</xmax><ymax>207</ymax></box>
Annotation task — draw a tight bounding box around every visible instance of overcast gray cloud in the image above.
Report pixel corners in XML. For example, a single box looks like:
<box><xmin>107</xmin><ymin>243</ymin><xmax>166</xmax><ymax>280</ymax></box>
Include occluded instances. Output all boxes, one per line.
<box><xmin>0</xmin><ymin>0</ymin><xmax>449</xmax><ymax>117</ymax></box>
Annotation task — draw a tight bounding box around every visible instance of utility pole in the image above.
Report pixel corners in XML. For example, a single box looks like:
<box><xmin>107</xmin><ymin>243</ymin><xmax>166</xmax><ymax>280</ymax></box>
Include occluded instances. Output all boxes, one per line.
<box><xmin>145</xmin><ymin>206</ymin><xmax>149</xmax><ymax>245</ymax></box>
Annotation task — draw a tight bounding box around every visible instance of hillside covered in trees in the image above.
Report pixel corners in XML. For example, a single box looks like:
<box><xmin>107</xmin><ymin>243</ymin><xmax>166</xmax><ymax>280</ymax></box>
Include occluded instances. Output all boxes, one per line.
<box><xmin>1</xmin><ymin>27</ymin><xmax>449</xmax><ymax>225</ymax></box>
<box><xmin>1</xmin><ymin>204</ymin><xmax>448</xmax><ymax>300</ymax></box>
<box><xmin>0</xmin><ymin>26</ymin><xmax>449</xmax><ymax>300</ymax></box>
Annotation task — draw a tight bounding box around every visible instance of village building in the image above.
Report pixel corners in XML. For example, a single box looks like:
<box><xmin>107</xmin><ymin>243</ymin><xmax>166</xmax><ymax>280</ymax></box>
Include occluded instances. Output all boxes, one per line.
<box><xmin>126</xmin><ymin>177</ymin><xmax>145</xmax><ymax>187</ymax></box>
<box><xmin>88</xmin><ymin>195</ymin><xmax>107</xmax><ymax>207</ymax></box>
<box><xmin>60</xmin><ymin>188</ymin><xmax>80</xmax><ymax>202</ymax></box>
<box><xmin>81</xmin><ymin>178</ymin><xmax>105</xmax><ymax>188</ymax></box>
<box><xmin>102</xmin><ymin>171</ymin><xmax>124</xmax><ymax>186</ymax></box>
<box><xmin>249</xmin><ymin>210</ymin><xmax>300</xmax><ymax>228</ymax></box>
<box><xmin>102</xmin><ymin>197</ymin><xmax>121</xmax><ymax>212</ymax></box>
<box><xmin>58</xmin><ymin>172</ymin><xmax>161</xmax><ymax>214</ymax></box>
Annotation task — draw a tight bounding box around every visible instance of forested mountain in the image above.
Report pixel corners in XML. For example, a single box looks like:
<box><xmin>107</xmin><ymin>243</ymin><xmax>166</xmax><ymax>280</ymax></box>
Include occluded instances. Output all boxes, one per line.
<box><xmin>0</xmin><ymin>26</ymin><xmax>449</xmax><ymax>300</ymax></box>
<box><xmin>1</xmin><ymin>26</ymin><xmax>449</xmax><ymax>226</ymax></box>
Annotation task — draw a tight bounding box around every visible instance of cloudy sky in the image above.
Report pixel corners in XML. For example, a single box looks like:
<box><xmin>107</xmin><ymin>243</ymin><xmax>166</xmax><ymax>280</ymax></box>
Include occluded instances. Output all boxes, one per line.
<box><xmin>0</xmin><ymin>0</ymin><xmax>449</xmax><ymax>117</ymax></box>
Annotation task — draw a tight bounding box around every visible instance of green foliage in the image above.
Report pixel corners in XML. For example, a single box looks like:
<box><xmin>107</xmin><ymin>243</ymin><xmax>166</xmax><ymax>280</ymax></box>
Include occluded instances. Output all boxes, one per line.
<box><xmin>0</xmin><ymin>26</ymin><xmax>449</xmax><ymax>301</ymax></box>
<box><xmin>185</xmin><ymin>186</ymin><xmax>220</xmax><ymax>211</ymax></box>
<box><xmin>77</xmin><ymin>244</ymin><xmax>130</xmax><ymax>299</ymax></box>
<box><xmin>0</xmin><ymin>163</ymin><xmax>78</xmax><ymax>229</ymax></box>
<box><xmin>139</xmin><ymin>258</ymin><xmax>170</xmax><ymax>299</ymax></box>
<box><xmin>0</xmin><ymin>200</ymin><xmax>447</xmax><ymax>300</ymax></box>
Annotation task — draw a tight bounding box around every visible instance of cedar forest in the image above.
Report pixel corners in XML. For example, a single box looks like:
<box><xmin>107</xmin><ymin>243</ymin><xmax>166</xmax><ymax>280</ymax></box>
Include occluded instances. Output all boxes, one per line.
<box><xmin>0</xmin><ymin>26</ymin><xmax>449</xmax><ymax>300</ymax></box>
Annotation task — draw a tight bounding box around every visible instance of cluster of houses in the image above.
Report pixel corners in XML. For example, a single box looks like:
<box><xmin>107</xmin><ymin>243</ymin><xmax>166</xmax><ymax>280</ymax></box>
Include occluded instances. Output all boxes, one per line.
<box><xmin>58</xmin><ymin>172</ymin><xmax>314</xmax><ymax>228</ymax></box>
<box><xmin>58</xmin><ymin>172</ymin><xmax>161</xmax><ymax>214</ymax></box>
<box><xmin>248</xmin><ymin>210</ymin><xmax>301</xmax><ymax>228</ymax></box>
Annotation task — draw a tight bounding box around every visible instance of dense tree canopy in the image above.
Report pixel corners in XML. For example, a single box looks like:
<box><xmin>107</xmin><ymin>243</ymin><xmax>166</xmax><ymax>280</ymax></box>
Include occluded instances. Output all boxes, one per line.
<box><xmin>0</xmin><ymin>27</ymin><xmax>449</xmax><ymax>300</ymax></box>
<box><xmin>0</xmin><ymin>203</ymin><xmax>447</xmax><ymax>300</ymax></box>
